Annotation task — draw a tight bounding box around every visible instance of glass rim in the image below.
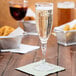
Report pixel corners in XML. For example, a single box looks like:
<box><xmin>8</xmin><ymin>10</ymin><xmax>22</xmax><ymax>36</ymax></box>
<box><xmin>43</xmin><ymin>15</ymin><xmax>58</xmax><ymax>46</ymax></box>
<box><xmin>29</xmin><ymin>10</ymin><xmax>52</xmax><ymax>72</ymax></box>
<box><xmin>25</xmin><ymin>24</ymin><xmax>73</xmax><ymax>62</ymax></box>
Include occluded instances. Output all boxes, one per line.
<box><xmin>35</xmin><ymin>2</ymin><xmax>53</xmax><ymax>6</ymax></box>
<box><xmin>57</xmin><ymin>1</ymin><xmax>74</xmax><ymax>4</ymax></box>
<box><xmin>9</xmin><ymin>0</ymin><xmax>28</xmax><ymax>5</ymax></box>
<box><xmin>57</xmin><ymin>1</ymin><xmax>75</xmax><ymax>8</ymax></box>
<box><xmin>35</xmin><ymin>2</ymin><xmax>53</xmax><ymax>10</ymax></box>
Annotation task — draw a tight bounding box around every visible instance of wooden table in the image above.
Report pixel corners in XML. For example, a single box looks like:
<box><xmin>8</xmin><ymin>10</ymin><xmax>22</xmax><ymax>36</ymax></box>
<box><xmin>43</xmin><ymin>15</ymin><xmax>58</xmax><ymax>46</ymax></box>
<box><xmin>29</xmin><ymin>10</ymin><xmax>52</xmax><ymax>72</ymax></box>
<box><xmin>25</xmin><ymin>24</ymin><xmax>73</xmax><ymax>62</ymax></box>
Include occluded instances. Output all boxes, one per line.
<box><xmin>0</xmin><ymin>23</ymin><xmax>76</xmax><ymax>76</ymax></box>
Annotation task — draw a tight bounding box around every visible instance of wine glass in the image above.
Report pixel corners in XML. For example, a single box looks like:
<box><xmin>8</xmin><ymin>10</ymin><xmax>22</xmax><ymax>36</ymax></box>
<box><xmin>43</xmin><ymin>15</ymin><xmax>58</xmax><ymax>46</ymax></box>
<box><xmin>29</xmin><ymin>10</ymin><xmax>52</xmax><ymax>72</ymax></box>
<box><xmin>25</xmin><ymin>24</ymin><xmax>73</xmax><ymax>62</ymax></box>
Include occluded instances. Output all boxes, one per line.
<box><xmin>35</xmin><ymin>2</ymin><xmax>53</xmax><ymax>71</ymax></box>
<box><xmin>9</xmin><ymin>0</ymin><xmax>28</xmax><ymax>27</ymax></box>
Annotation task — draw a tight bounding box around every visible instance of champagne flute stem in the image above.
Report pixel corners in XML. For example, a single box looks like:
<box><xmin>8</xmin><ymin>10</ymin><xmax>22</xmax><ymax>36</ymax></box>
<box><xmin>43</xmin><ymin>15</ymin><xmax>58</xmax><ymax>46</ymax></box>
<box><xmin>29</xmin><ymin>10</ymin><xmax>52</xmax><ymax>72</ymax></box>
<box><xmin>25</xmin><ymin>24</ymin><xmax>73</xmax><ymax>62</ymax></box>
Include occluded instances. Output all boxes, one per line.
<box><xmin>41</xmin><ymin>42</ymin><xmax>47</xmax><ymax>64</ymax></box>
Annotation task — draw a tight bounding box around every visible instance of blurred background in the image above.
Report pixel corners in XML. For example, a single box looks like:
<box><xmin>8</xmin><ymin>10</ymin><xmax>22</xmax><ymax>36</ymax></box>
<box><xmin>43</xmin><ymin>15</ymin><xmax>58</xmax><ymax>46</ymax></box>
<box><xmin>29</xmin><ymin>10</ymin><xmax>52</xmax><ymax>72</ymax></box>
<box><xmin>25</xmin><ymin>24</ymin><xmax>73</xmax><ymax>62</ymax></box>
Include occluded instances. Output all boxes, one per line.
<box><xmin>0</xmin><ymin>0</ymin><xmax>76</xmax><ymax>29</ymax></box>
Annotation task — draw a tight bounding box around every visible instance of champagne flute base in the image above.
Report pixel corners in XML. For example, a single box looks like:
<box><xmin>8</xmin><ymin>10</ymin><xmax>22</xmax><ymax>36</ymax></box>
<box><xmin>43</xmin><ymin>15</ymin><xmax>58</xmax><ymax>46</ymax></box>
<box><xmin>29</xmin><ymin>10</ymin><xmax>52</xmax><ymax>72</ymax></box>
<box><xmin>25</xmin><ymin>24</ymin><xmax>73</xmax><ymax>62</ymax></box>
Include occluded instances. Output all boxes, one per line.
<box><xmin>34</xmin><ymin>60</ymin><xmax>55</xmax><ymax>71</ymax></box>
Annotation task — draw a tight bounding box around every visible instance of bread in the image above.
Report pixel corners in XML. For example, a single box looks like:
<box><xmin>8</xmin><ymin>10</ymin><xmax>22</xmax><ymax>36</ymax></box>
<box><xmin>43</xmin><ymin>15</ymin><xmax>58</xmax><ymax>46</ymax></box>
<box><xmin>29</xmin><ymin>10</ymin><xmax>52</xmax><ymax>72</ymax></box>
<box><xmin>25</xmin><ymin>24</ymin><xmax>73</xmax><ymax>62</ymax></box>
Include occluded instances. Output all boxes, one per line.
<box><xmin>64</xmin><ymin>24</ymin><xmax>76</xmax><ymax>31</ymax></box>
<box><xmin>24</xmin><ymin>16</ymin><xmax>35</xmax><ymax>21</ymax></box>
<box><xmin>63</xmin><ymin>24</ymin><xmax>70</xmax><ymax>31</ymax></box>
<box><xmin>63</xmin><ymin>24</ymin><xmax>76</xmax><ymax>43</ymax></box>
<box><xmin>0</xmin><ymin>26</ymin><xmax>15</xmax><ymax>36</ymax></box>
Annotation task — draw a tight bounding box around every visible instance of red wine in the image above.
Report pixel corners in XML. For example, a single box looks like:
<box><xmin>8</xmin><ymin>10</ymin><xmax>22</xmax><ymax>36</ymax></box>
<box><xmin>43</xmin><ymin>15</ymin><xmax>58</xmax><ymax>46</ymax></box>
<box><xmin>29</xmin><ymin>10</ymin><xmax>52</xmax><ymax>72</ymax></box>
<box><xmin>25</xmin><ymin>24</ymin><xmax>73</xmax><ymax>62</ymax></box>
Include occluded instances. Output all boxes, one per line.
<box><xmin>10</xmin><ymin>6</ymin><xmax>28</xmax><ymax>20</ymax></box>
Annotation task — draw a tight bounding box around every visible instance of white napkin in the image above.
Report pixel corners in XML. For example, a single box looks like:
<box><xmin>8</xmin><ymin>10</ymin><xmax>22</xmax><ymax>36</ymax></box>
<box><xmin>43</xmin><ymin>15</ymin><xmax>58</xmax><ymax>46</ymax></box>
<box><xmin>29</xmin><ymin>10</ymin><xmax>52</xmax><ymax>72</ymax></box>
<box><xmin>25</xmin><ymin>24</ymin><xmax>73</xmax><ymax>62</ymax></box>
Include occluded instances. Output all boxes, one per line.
<box><xmin>25</xmin><ymin>8</ymin><xmax>36</xmax><ymax>24</ymax></box>
<box><xmin>26</xmin><ymin>8</ymin><xmax>36</xmax><ymax>18</ymax></box>
<box><xmin>9</xmin><ymin>27</ymin><xmax>24</xmax><ymax>36</ymax></box>
<box><xmin>16</xmin><ymin>60</ymin><xmax>65</xmax><ymax>76</ymax></box>
<box><xmin>54</xmin><ymin>19</ymin><xmax>76</xmax><ymax>31</ymax></box>
<box><xmin>1</xmin><ymin>44</ymin><xmax>40</xmax><ymax>54</ymax></box>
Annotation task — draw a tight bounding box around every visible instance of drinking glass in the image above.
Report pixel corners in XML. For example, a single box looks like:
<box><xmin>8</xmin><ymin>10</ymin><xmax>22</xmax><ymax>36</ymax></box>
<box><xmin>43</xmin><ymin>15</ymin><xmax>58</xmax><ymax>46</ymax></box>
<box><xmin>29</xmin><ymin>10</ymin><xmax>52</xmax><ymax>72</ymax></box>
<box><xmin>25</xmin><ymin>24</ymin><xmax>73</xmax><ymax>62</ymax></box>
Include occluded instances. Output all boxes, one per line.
<box><xmin>9</xmin><ymin>0</ymin><xmax>28</xmax><ymax>27</ymax></box>
<box><xmin>57</xmin><ymin>1</ymin><xmax>75</xmax><ymax>26</ymax></box>
<box><xmin>35</xmin><ymin>2</ymin><xmax>53</xmax><ymax>71</ymax></box>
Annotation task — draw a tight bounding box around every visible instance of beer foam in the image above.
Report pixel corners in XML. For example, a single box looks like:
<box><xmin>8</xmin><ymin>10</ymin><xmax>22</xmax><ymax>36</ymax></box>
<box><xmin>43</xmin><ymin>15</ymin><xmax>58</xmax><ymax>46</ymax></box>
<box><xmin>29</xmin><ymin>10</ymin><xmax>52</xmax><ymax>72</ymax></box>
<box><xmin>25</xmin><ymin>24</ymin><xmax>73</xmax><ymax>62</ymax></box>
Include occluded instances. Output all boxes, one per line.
<box><xmin>58</xmin><ymin>2</ymin><xmax>75</xmax><ymax>8</ymax></box>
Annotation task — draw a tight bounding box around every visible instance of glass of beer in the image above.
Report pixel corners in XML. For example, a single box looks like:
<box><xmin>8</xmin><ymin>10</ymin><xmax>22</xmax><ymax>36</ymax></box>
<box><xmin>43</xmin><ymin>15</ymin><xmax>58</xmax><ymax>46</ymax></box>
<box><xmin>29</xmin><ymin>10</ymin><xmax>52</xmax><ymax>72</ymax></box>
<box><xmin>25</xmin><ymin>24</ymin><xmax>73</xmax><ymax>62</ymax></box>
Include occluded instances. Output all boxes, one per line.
<box><xmin>57</xmin><ymin>1</ymin><xmax>75</xmax><ymax>26</ymax></box>
<box><xmin>35</xmin><ymin>2</ymin><xmax>53</xmax><ymax>71</ymax></box>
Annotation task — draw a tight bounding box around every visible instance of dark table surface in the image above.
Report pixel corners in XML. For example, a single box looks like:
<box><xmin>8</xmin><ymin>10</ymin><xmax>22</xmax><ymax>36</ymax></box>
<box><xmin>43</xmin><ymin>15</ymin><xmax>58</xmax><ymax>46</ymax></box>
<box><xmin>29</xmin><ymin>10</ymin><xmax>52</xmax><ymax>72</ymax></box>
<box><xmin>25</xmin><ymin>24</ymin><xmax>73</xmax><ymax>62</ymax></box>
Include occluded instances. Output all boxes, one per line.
<box><xmin>0</xmin><ymin>23</ymin><xmax>76</xmax><ymax>76</ymax></box>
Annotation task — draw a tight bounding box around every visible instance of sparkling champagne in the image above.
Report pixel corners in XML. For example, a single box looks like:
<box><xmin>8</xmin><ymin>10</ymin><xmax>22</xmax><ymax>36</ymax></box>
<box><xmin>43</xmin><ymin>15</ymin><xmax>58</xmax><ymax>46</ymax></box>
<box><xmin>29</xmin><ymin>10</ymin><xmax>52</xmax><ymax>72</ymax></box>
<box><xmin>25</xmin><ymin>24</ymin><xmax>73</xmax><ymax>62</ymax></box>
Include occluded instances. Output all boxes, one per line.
<box><xmin>35</xmin><ymin>3</ymin><xmax>54</xmax><ymax>71</ymax></box>
<box><xmin>36</xmin><ymin>7</ymin><xmax>53</xmax><ymax>43</ymax></box>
